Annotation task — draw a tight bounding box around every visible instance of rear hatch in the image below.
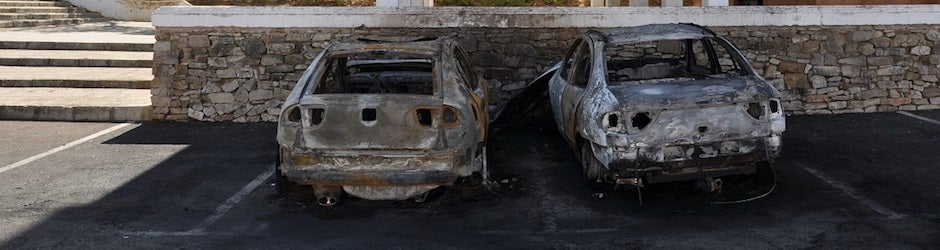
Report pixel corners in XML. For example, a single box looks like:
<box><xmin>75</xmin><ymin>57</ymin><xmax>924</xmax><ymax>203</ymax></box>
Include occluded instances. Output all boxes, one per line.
<box><xmin>298</xmin><ymin>54</ymin><xmax>444</xmax><ymax>150</ymax></box>
<box><xmin>299</xmin><ymin>94</ymin><xmax>442</xmax><ymax>150</ymax></box>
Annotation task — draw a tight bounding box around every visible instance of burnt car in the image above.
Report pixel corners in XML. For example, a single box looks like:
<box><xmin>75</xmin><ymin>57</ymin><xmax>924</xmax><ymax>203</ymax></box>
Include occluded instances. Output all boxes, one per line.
<box><xmin>547</xmin><ymin>24</ymin><xmax>786</xmax><ymax>190</ymax></box>
<box><xmin>276</xmin><ymin>36</ymin><xmax>489</xmax><ymax>206</ymax></box>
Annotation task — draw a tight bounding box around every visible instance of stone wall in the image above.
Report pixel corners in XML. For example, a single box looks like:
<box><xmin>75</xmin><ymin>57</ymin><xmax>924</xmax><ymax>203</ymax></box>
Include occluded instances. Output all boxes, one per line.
<box><xmin>152</xmin><ymin>27</ymin><xmax>579</xmax><ymax>121</ymax></box>
<box><xmin>151</xmin><ymin>6</ymin><xmax>940</xmax><ymax>121</ymax></box>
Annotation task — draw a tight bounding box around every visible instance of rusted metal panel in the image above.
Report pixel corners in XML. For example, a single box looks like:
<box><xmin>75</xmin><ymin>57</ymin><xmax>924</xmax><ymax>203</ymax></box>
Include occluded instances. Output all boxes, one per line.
<box><xmin>275</xmin><ymin>36</ymin><xmax>488</xmax><ymax>202</ymax></box>
<box><xmin>548</xmin><ymin>23</ymin><xmax>786</xmax><ymax>186</ymax></box>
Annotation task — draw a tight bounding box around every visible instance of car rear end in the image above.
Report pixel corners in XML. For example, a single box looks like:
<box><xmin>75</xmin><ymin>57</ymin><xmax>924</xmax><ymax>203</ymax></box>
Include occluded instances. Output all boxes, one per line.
<box><xmin>276</xmin><ymin>39</ymin><xmax>479</xmax><ymax>200</ymax></box>
<box><xmin>593</xmin><ymin>79</ymin><xmax>786</xmax><ymax>185</ymax></box>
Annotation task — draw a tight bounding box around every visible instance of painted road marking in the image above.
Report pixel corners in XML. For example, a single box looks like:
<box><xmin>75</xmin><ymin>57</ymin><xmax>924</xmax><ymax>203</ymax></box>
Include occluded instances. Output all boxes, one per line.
<box><xmin>897</xmin><ymin>111</ymin><xmax>940</xmax><ymax>126</ymax></box>
<box><xmin>479</xmin><ymin>228</ymin><xmax>618</xmax><ymax>235</ymax></box>
<box><xmin>796</xmin><ymin>162</ymin><xmax>906</xmax><ymax>220</ymax></box>
<box><xmin>123</xmin><ymin>167</ymin><xmax>274</xmax><ymax>237</ymax></box>
<box><xmin>0</xmin><ymin>123</ymin><xmax>131</xmax><ymax>174</ymax></box>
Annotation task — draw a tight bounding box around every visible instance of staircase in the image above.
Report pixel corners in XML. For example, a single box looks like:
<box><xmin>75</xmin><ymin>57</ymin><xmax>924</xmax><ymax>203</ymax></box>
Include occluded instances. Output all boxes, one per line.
<box><xmin>0</xmin><ymin>0</ymin><xmax>110</xmax><ymax>28</ymax></box>
<box><xmin>0</xmin><ymin>2</ymin><xmax>154</xmax><ymax>122</ymax></box>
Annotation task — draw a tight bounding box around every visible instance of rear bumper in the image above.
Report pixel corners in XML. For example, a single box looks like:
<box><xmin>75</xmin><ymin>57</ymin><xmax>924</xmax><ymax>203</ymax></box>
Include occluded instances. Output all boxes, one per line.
<box><xmin>278</xmin><ymin>147</ymin><xmax>474</xmax><ymax>186</ymax></box>
<box><xmin>285</xmin><ymin>170</ymin><xmax>460</xmax><ymax>186</ymax></box>
<box><xmin>599</xmin><ymin>137</ymin><xmax>774</xmax><ymax>184</ymax></box>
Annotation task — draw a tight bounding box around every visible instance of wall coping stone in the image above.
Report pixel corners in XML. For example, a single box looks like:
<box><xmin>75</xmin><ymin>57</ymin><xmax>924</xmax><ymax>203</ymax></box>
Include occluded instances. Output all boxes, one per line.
<box><xmin>152</xmin><ymin>5</ymin><xmax>940</xmax><ymax>28</ymax></box>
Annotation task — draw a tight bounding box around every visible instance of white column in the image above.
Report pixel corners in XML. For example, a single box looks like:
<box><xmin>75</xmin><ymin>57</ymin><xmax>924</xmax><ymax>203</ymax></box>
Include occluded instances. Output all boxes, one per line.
<box><xmin>628</xmin><ymin>0</ymin><xmax>648</xmax><ymax>6</ymax></box>
<box><xmin>661</xmin><ymin>0</ymin><xmax>683</xmax><ymax>6</ymax></box>
<box><xmin>701</xmin><ymin>0</ymin><xmax>729</xmax><ymax>6</ymax></box>
<box><xmin>377</xmin><ymin>0</ymin><xmax>433</xmax><ymax>7</ymax></box>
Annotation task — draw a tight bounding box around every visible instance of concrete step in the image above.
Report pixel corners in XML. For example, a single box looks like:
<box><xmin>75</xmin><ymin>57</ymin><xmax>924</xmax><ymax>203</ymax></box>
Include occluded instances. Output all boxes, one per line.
<box><xmin>0</xmin><ymin>12</ymin><xmax>102</xmax><ymax>20</ymax></box>
<box><xmin>0</xmin><ymin>41</ymin><xmax>152</xmax><ymax>51</ymax></box>
<box><xmin>0</xmin><ymin>87</ymin><xmax>152</xmax><ymax>121</ymax></box>
<box><xmin>0</xmin><ymin>66</ymin><xmax>152</xmax><ymax>89</ymax></box>
<box><xmin>0</xmin><ymin>6</ymin><xmax>84</xmax><ymax>13</ymax></box>
<box><xmin>0</xmin><ymin>17</ymin><xmax>110</xmax><ymax>28</ymax></box>
<box><xmin>0</xmin><ymin>1</ymin><xmax>71</xmax><ymax>7</ymax></box>
<box><xmin>0</xmin><ymin>49</ymin><xmax>153</xmax><ymax>67</ymax></box>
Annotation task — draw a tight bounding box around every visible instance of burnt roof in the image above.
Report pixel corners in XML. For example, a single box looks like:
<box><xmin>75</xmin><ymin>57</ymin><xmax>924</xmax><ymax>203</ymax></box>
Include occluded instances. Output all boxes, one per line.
<box><xmin>592</xmin><ymin>23</ymin><xmax>719</xmax><ymax>45</ymax></box>
<box><xmin>326</xmin><ymin>36</ymin><xmax>450</xmax><ymax>55</ymax></box>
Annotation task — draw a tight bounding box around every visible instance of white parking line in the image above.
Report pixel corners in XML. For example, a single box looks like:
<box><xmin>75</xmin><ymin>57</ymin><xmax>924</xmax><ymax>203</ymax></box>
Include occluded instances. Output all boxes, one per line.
<box><xmin>0</xmin><ymin>123</ymin><xmax>131</xmax><ymax>174</ymax></box>
<box><xmin>123</xmin><ymin>168</ymin><xmax>274</xmax><ymax>237</ymax></box>
<box><xmin>479</xmin><ymin>228</ymin><xmax>618</xmax><ymax>235</ymax></box>
<box><xmin>795</xmin><ymin>162</ymin><xmax>906</xmax><ymax>220</ymax></box>
<box><xmin>190</xmin><ymin>168</ymin><xmax>274</xmax><ymax>233</ymax></box>
<box><xmin>897</xmin><ymin>111</ymin><xmax>940</xmax><ymax>126</ymax></box>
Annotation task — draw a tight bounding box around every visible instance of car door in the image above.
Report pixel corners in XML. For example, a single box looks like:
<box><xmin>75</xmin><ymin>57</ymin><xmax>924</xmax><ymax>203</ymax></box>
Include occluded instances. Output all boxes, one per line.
<box><xmin>452</xmin><ymin>44</ymin><xmax>487</xmax><ymax>144</ymax></box>
<box><xmin>559</xmin><ymin>40</ymin><xmax>592</xmax><ymax>144</ymax></box>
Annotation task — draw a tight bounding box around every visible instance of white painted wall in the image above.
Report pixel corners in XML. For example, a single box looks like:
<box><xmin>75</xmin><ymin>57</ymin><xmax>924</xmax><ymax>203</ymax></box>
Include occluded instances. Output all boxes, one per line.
<box><xmin>152</xmin><ymin>5</ymin><xmax>940</xmax><ymax>28</ymax></box>
<box><xmin>701</xmin><ymin>0</ymin><xmax>729</xmax><ymax>6</ymax></box>
<box><xmin>662</xmin><ymin>0</ymin><xmax>683</xmax><ymax>6</ymax></box>
<box><xmin>66</xmin><ymin>0</ymin><xmax>189</xmax><ymax>21</ymax></box>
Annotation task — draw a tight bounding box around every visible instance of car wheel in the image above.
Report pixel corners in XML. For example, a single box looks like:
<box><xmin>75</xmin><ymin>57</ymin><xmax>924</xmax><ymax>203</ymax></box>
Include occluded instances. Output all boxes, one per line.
<box><xmin>580</xmin><ymin>143</ymin><xmax>605</xmax><ymax>188</ymax></box>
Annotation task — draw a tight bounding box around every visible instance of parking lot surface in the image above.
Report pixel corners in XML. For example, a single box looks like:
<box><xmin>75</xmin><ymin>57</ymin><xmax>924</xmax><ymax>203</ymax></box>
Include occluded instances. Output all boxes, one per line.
<box><xmin>1</xmin><ymin>111</ymin><xmax>939</xmax><ymax>248</ymax></box>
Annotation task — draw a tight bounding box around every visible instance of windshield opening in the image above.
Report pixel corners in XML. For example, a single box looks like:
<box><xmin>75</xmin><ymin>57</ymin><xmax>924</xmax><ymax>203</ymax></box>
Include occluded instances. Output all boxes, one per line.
<box><xmin>606</xmin><ymin>38</ymin><xmax>748</xmax><ymax>85</ymax></box>
<box><xmin>314</xmin><ymin>52</ymin><xmax>434</xmax><ymax>95</ymax></box>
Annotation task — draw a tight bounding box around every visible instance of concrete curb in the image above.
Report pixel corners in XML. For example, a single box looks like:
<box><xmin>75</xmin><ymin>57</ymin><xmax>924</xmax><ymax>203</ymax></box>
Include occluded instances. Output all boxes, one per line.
<box><xmin>0</xmin><ymin>105</ymin><xmax>153</xmax><ymax>121</ymax></box>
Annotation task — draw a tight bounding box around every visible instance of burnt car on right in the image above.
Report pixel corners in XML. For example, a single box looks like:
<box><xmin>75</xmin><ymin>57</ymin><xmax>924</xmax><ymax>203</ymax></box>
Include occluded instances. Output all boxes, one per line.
<box><xmin>548</xmin><ymin>24</ymin><xmax>786</xmax><ymax>190</ymax></box>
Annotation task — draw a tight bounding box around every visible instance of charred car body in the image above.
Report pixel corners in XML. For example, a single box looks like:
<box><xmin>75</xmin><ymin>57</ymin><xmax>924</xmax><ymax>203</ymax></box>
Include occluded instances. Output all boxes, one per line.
<box><xmin>548</xmin><ymin>24</ymin><xmax>786</xmax><ymax>189</ymax></box>
<box><xmin>276</xmin><ymin>37</ymin><xmax>489</xmax><ymax>205</ymax></box>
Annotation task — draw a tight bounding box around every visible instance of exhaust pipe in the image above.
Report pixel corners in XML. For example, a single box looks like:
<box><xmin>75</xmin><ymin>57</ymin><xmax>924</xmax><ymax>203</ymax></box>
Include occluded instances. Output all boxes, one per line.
<box><xmin>317</xmin><ymin>196</ymin><xmax>338</xmax><ymax>207</ymax></box>
<box><xmin>314</xmin><ymin>186</ymin><xmax>342</xmax><ymax>207</ymax></box>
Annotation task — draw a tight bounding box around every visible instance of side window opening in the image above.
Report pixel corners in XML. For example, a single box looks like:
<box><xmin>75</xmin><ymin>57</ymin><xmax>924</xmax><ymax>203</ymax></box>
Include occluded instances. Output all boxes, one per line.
<box><xmin>570</xmin><ymin>41</ymin><xmax>591</xmax><ymax>88</ymax></box>
<box><xmin>559</xmin><ymin>39</ymin><xmax>583</xmax><ymax>81</ymax></box>
<box><xmin>452</xmin><ymin>46</ymin><xmax>478</xmax><ymax>91</ymax></box>
<box><xmin>314</xmin><ymin>52</ymin><xmax>435</xmax><ymax>95</ymax></box>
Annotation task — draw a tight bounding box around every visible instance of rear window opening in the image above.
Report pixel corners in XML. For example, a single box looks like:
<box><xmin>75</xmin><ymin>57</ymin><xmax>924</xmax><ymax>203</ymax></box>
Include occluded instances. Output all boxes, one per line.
<box><xmin>314</xmin><ymin>52</ymin><xmax>434</xmax><ymax>95</ymax></box>
<box><xmin>606</xmin><ymin>38</ymin><xmax>748</xmax><ymax>85</ymax></box>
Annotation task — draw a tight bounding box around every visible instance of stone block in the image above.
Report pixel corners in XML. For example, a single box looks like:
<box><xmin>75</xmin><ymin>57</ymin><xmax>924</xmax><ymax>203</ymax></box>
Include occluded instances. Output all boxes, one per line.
<box><xmin>851</xmin><ymin>31</ymin><xmax>875</xmax><ymax>42</ymax></box>
<box><xmin>207</xmin><ymin>92</ymin><xmax>235</xmax><ymax>103</ymax></box>
<box><xmin>810</xmin><ymin>75</ymin><xmax>827</xmax><ymax>89</ymax></box>
<box><xmin>837</xmin><ymin>56</ymin><xmax>866</xmax><ymax>66</ymax></box>
<box><xmin>828</xmin><ymin>101</ymin><xmax>847</xmax><ymax>109</ymax></box>
<box><xmin>267</xmin><ymin>43</ymin><xmax>295</xmax><ymax>55</ymax></box>
<box><xmin>784</xmin><ymin>73</ymin><xmax>808</xmax><ymax>90</ymax></box>
<box><xmin>249</xmin><ymin>89</ymin><xmax>274</xmax><ymax>101</ymax></box>
<box><xmin>911</xmin><ymin>46</ymin><xmax>932</xmax><ymax>56</ymax></box>
<box><xmin>221</xmin><ymin>80</ymin><xmax>240</xmax><ymax>92</ymax></box>
<box><xmin>804</xmin><ymin>94</ymin><xmax>829</xmax><ymax>103</ymax></box>
<box><xmin>877</xmin><ymin>66</ymin><xmax>905</xmax><ymax>76</ymax></box>
<box><xmin>237</xmin><ymin>37</ymin><xmax>266</xmax><ymax>56</ymax></box>
<box><xmin>882</xmin><ymin>97</ymin><xmax>911</xmax><ymax>106</ymax></box>
<box><xmin>859</xmin><ymin>42</ymin><xmax>875</xmax><ymax>55</ymax></box>
<box><xmin>918</xmin><ymin>104</ymin><xmax>940</xmax><ymax>110</ymax></box>
<box><xmin>189</xmin><ymin>35</ymin><xmax>210</xmax><ymax>48</ymax></box>
<box><xmin>926</xmin><ymin>30</ymin><xmax>940</xmax><ymax>42</ymax></box>
<box><xmin>924</xmin><ymin>88</ymin><xmax>940</xmax><ymax>97</ymax></box>
<box><xmin>857</xmin><ymin>88</ymin><xmax>888</xmax><ymax>99</ymax></box>
<box><xmin>840</xmin><ymin>65</ymin><xmax>861</xmax><ymax>78</ymax></box>
<box><xmin>777</xmin><ymin>61</ymin><xmax>804</xmax><ymax>73</ymax></box>
<box><xmin>812</xmin><ymin>66</ymin><xmax>840</xmax><ymax>77</ymax></box>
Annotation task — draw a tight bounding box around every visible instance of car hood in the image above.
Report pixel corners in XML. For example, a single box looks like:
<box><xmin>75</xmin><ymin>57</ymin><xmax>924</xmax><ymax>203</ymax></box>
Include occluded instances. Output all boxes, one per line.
<box><xmin>605</xmin><ymin>77</ymin><xmax>779</xmax><ymax>110</ymax></box>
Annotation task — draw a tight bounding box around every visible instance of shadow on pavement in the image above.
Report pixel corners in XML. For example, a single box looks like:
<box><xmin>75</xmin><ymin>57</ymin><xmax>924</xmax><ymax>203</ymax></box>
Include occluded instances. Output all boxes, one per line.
<box><xmin>2</xmin><ymin>122</ymin><xmax>276</xmax><ymax>248</ymax></box>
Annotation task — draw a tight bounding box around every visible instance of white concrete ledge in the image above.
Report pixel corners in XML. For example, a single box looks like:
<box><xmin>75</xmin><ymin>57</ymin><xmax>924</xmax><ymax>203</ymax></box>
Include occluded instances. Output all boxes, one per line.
<box><xmin>152</xmin><ymin>5</ymin><xmax>940</xmax><ymax>28</ymax></box>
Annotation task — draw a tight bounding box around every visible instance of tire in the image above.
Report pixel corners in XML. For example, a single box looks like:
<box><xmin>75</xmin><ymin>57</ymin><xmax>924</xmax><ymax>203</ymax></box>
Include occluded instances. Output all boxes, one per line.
<box><xmin>580</xmin><ymin>143</ymin><xmax>606</xmax><ymax>188</ymax></box>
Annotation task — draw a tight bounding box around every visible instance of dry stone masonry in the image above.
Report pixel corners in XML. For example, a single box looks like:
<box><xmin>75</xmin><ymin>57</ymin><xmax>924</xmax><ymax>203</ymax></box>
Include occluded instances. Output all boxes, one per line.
<box><xmin>151</xmin><ymin>7</ymin><xmax>940</xmax><ymax>121</ymax></box>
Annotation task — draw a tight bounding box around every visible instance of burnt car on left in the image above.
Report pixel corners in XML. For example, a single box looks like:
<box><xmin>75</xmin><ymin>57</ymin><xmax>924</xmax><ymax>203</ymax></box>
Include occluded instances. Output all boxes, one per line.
<box><xmin>275</xmin><ymin>36</ymin><xmax>489</xmax><ymax>206</ymax></box>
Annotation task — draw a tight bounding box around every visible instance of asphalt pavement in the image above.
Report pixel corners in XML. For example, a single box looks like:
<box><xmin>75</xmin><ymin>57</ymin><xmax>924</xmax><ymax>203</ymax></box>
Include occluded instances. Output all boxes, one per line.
<box><xmin>0</xmin><ymin>111</ymin><xmax>939</xmax><ymax>248</ymax></box>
